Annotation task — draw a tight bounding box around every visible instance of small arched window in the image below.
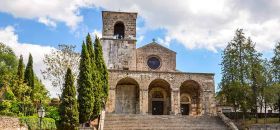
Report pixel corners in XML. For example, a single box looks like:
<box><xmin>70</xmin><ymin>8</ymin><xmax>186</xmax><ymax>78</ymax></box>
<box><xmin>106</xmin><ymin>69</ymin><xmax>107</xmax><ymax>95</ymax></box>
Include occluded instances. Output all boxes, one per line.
<box><xmin>114</xmin><ymin>22</ymin><xmax>125</xmax><ymax>39</ymax></box>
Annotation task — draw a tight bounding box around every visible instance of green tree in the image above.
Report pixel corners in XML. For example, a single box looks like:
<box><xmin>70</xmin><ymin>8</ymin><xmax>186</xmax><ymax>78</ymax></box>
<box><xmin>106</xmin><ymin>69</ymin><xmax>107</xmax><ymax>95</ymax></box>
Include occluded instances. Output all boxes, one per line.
<box><xmin>244</xmin><ymin>37</ymin><xmax>263</xmax><ymax>123</ymax></box>
<box><xmin>24</xmin><ymin>54</ymin><xmax>35</xmax><ymax>97</ymax></box>
<box><xmin>17</xmin><ymin>55</ymin><xmax>24</xmax><ymax>81</ymax></box>
<box><xmin>271</xmin><ymin>42</ymin><xmax>280</xmax><ymax>121</ymax></box>
<box><xmin>85</xmin><ymin>34</ymin><xmax>102</xmax><ymax>118</ymax></box>
<box><xmin>219</xmin><ymin>29</ymin><xmax>250</xmax><ymax>120</ymax></box>
<box><xmin>12</xmin><ymin>55</ymin><xmax>25</xmax><ymax>99</ymax></box>
<box><xmin>94</xmin><ymin>36</ymin><xmax>109</xmax><ymax>106</ymax></box>
<box><xmin>59</xmin><ymin>68</ymin><xmax>79</xmax><ymax>130</ymax></box>
<box><xmin>0</xmin><ymin>43</ymin><xmax>18</xmax><ymax>87</ymax></box>
<box><xmin>271</xmin><ymin>42</ymin><xmax>280</xmax><ymax>82</ymax></box>
<box><xmin>78</xmin><ymin>42</ymin><xmax>94</xmax><ymax>124</ymax></box>
<box><xmin>219</xmin><ymin>29</ymin><xmax>266</xmax><ymax>121</ymax></box>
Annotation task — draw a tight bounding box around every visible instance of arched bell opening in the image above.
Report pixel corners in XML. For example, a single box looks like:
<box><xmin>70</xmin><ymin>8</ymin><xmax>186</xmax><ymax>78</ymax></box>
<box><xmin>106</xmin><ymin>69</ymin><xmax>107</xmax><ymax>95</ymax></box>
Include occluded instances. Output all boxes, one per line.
<box><xmin>114</xmin><ymin>21</ymin><xmax>125</xmax><ymax>39</ymax></box>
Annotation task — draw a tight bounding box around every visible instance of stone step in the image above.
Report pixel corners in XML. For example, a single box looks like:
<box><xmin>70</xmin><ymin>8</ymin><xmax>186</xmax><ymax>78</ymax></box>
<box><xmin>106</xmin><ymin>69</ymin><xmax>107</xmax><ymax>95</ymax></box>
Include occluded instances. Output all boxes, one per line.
<box><xmin>103</xmin><ymin>114</ymin><xmax>229</xmax><ymax>130</ymax></box>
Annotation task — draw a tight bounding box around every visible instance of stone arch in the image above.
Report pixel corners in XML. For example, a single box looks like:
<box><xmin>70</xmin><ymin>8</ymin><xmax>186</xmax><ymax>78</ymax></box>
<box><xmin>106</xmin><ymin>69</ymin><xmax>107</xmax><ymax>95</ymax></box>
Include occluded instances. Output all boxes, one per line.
<box><xmin>148</xmin><ymin>79</ymin><xmax>171</xmax><ymax>115</ymax></box>
<box><xmin>180</xmin><ymin>80</ymin><xmax>201</xmax><ymax>116</ymax></box>
<box><xmin>114</xmin><ymin>21</ymin><xmax>125</xmax><ymax>39</ymax></box>
<box><xmin>115</xmin><ymin>77</ymin><xmax>139</xmax><ymax>114</ymax></box>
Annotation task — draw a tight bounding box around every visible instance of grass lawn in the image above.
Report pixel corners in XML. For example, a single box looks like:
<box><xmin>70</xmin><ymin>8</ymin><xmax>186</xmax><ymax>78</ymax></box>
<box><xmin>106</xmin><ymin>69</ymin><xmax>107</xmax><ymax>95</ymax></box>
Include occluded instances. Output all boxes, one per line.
<box><xmin>239</xmin><ymin>118</ymin><xmax>280</xmax><ymax>128</ymax></box>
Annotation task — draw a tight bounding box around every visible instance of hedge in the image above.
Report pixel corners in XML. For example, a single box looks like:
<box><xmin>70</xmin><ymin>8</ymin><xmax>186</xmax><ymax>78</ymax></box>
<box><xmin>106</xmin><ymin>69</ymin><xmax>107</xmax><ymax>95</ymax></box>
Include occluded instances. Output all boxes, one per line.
<box><xmin>19</xmin><ymin>116</ymin><xmax>57</xmax><ymax>130</ymax></box>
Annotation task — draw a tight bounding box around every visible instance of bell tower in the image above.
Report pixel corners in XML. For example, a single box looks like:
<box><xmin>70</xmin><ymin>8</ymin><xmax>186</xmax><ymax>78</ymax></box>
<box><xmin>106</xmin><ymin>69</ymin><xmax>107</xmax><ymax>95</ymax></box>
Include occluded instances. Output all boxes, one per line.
<box><xmin>101</xmin><ymin>11</ymin><xmax>137</xmax><ymax>70</ymax></box>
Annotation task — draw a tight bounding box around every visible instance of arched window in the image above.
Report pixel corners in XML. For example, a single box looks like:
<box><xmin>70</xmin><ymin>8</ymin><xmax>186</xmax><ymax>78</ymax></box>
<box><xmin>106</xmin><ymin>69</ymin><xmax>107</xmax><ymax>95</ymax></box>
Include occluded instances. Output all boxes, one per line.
<box><xmin>114</xmin><ymin>22</ymin><xmax>125</xmax><ymax>39</ymax></box>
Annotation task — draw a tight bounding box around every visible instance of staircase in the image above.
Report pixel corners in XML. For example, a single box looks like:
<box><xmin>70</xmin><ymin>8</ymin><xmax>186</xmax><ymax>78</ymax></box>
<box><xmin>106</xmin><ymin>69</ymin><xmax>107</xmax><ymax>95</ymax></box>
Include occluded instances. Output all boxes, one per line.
<box><xmin>103</xmin><ymin>114</ymin><xmax>229</xmax><ymax>130</ymax></box>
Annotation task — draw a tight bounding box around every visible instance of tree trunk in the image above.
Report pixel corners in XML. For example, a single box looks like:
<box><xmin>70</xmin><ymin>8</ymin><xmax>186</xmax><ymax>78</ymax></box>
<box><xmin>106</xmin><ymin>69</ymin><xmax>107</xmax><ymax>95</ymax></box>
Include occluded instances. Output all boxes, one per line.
<box><xmin>264</xmin><ymin>99</ymin><xmax>267</xmax><ymax>124</ymax></box>
<box><xmin>278</xmin><ymin>94</ymin><xmax>280</xmax><ymax>122</ymax></box>
<box><xmin>234</xmin><ymin>106</ymin><xmax>237</xmax><ymax>121</ymax></box>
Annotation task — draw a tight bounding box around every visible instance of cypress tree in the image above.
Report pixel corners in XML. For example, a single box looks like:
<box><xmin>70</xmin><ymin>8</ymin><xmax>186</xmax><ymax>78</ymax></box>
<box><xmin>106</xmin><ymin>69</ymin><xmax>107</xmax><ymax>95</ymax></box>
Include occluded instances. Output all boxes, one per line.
<box><xmin>17</xmin><ymin>55</ymin><xmax>24</xmax><ymax>81</ymax></box>
<box><xmin>85</xmin><ymin>34</ymin><xmax>102</xmax><ymax>118</ymax></box>
<box><xmin>59</xmin><ymin>68</ymin><xmax>79</xmax><ymax>130</ymax></box>
<box><xmin>78</xmin><ymin>42</ymin><xmax>94</xmax><ymax>124</ymax></box>
<box><xmin>94</xmin><ymin>36</ymin><xmax>109</xmax><ymax>105</ymax></box>
<box><xmin>24</xmin><ymin>53</ymin><xmax>34</xmax><ymax>96</ymax></box>
<box><xmin>13</xmin><ymin>55</ymin><xmax>25</xmax><ymax>99</ymax></box>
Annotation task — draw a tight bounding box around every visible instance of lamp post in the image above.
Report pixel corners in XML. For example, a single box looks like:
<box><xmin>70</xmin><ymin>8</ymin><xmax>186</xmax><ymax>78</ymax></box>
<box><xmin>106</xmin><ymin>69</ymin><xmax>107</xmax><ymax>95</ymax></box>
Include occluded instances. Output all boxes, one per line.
<box><xmin>38</xmin><ymin>106</ymin><xmax>45</xmax><ymax>130</ymax></box>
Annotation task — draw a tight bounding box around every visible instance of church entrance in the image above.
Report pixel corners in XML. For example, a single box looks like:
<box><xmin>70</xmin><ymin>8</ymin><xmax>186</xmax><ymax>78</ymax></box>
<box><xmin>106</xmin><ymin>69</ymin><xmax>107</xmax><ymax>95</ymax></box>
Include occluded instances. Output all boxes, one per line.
<box><xmin>180</xmin><ymin>80</ymin><xmax>201</xmax><ymax>116</ymax></box>
<box><xmin>148</xmin><ymin>79</ymin><xmax>171</xmax><ymax>115</ymax></box>
<box><xmin>115</xmin><ymin>78</ymin><xmax>139</xmax><ymax>114</ymax></box>
<box><xmin>180</xmin><ymin>104</ymin><xmax>189</xmax><ymax>115</ymax></box>
<box><xmin>152</xmin><ymin>101</ymin><xmax>164</xmax><ymax>115</ymax></box>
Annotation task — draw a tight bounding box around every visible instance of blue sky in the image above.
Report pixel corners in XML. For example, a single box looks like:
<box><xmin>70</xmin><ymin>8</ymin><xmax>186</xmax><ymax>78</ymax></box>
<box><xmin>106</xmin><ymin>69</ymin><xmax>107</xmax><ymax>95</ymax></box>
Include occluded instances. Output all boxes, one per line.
<box><xmin>0</xmin><ymin>0</ymin><xmax>279</xmax><ymax>97</ymax></box>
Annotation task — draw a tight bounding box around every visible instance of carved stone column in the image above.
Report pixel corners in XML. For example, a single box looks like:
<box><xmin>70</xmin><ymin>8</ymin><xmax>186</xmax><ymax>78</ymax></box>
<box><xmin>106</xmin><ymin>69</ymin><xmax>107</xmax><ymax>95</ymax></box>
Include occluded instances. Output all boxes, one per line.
<box><xmin>139</xmin><ymin>89</ymin><xmax>148</xmax><ymax>114</ymax></box>
<box><xmin>106</xmin><ymin>88</ymin><xmax>116</xmax><ymax>113</ymax></box>
<box><xmin>171</xmin><ymin>89</ymin><xmax>180</xmax><ymax>115</ymax></box>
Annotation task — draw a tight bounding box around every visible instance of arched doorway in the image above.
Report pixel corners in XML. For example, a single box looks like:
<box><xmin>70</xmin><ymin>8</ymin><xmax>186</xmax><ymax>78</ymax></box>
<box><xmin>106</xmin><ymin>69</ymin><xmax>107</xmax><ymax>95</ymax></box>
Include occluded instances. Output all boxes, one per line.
<box><xmin>180</xmin><ymin>94</ymin><xmax>191</xmax><ymax>115</ymax></box>
<box><xmin>114</xmin><ymin>21</ymin><xmax>125</xmax><ymax>39</ymax></box>
<box><xmin>115</xmin><ymin>77</ymin><xmax>139</xmax><ymax>114</ymax></box>
<box><xmin>180</xmin><ymin>80</ymin><xmax>201</xmax><ymax>116</ymax></box>
<box><xmin>148</xmin><ymin>79</ymin><xmax>171</xmax><ymax>115</ymax></box>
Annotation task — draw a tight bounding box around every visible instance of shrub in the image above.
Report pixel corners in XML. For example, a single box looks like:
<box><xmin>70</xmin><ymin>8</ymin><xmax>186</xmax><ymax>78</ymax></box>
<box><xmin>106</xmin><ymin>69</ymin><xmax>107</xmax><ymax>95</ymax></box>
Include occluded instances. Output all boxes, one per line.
<box><xmin>19</xmin><ymin>116</ymin><xmax>57</xmax><ymax>130</ymax></box>
<box><xmin>0</xmin><ymin>100</ymin><xmax>11</xmax><ymax>111</ymax></box>
<box><xmin>45</xmin><ymin>106</ymin><xmax>60</xmax><ymax>122</ymax></box>
<box><xmin>0</xmin><ymin>110</ymin><xmax>17</xmax><ymax>117</ymax></box>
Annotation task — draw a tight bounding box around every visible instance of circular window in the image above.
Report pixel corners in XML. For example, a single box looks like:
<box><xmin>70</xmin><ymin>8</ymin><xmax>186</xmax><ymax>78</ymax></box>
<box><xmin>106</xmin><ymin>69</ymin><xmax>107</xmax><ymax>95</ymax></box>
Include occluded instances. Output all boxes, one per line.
<box><xmin>147</xmin><ymin>56</ymin><xmax>161</xmax><ymax>70</ymax></box>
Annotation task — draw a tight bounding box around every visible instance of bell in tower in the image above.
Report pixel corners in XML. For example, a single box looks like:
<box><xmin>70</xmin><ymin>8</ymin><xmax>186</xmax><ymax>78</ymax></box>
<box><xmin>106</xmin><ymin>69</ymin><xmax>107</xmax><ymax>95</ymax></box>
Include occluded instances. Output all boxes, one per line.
<box><xmin>101</xmin><ymin>11</ymin><xmax>137</xmax><ymax>70</ymax></box>
<box><xmin>114</xmin><ymin>21</ymin><xmax>125</xmax><ymax>39</ymax></box>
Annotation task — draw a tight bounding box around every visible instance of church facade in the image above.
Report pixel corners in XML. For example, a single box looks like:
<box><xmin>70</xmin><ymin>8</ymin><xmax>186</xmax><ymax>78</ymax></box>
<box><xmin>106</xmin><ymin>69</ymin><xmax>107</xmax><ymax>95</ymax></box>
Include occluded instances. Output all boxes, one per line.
<box><xmin>101</xmin><ymin>11</ymin><xmax>216</xmax><ymax>116</ymax></box>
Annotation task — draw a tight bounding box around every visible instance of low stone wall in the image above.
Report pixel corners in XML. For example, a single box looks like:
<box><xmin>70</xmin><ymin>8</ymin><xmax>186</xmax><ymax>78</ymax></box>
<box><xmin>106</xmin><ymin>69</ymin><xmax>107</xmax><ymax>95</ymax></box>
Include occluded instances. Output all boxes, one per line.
<box><xmin>0</xmin><ymin>116</ymin><xmax>27</xmax><ymax>130</ymax></box>
<box><xmin>218</xmin><ymin>112</ymin><xmax>239</xmax><ymax>130</ymax></box>
<box><xmin>249</xmin><ymin>124</ymin><xmax>280</xmax><ymax>130</ymax></box>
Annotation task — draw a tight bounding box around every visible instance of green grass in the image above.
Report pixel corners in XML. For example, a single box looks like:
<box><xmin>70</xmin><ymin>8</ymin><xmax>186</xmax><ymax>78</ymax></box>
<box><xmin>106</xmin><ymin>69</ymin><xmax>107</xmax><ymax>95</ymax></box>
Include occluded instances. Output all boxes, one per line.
<box><xmin>239</xmin><ymin>118</ymin><xmax>280</xmax><ymax>128</ymax></box>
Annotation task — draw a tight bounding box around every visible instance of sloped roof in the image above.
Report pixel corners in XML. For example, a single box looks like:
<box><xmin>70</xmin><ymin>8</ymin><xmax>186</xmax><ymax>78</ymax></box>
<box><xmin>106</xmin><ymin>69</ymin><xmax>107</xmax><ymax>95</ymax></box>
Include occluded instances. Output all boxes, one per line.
<box><xmin>137</xmin><ymin>42</ymin><xmax>176</xmax><ymax>54</ymax></box>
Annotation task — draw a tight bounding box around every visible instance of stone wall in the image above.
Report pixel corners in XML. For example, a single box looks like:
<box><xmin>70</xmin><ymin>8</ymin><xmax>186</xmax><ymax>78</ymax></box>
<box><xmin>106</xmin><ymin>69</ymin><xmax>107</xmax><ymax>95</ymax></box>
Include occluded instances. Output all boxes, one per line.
<box><xmin>102</xmin><ymin>11</ymin><xmax>137</xmax><ymax>39</ymax></box>
<box><xmin>101</xmin><ymin>39</ymin><xmax>136</xmax><ymax>70</ymax></box>
<box><xmin>106</xmin><ymin>70</ymin><xmax>217</xmax><ymax>116</ymax></box>
<box><xmin>115</xmin><ymin>85</ymin><xmax>139</xmax><ymax>114</ymax></box>
<box><xmin>217</xmin><ymin>112</ymin><xmax>238</xmax><ymax>130</ymax></box>
<box><xmin>0</xmin><ymin>116</ymin><xmax>27</xmax><ymax>130</ymax></box>
<box><xmin>136</xmin><ymin>43</ymin><xmax>176</xmax><ymax>72</ymax></box>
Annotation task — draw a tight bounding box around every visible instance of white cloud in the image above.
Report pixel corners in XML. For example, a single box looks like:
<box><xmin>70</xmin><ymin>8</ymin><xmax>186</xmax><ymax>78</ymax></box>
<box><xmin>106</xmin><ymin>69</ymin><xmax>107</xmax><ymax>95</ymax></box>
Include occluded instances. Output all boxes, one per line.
<box><xmin>90</xmin><ymin>0</ymin><xmax>280</xmax><ymax>52</ymax></box>
<box><xmin>92</xmin><ymin>29</ymin><xmax>102</xmax><ymax>38</ymax></box>
<box><xmin>1</xmin><ymin>0</ymin><xmax>279</xmax><ymax>51</ymax></box>
<box><xmin>0</xmin><ymin>26</ymin><xmax>59</xmax><ymax>97</ymax></box>
<box><xmin>0</xmin><ymin>0</ymin><xmax>95</xmax><ymax>29</ymax></box>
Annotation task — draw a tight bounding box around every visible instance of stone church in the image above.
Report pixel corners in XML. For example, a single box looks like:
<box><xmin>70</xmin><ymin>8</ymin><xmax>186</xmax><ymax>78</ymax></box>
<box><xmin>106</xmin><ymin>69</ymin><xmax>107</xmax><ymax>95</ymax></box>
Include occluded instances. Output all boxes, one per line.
<box><xmin>101</xmin><ymin>11</ymin><xmax>216</xmax><ymax>116</ymax></box>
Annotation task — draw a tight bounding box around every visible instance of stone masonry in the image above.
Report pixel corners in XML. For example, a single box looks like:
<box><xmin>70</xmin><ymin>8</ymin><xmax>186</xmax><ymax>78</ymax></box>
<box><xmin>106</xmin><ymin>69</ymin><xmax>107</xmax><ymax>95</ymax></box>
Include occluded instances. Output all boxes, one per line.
<box><xmin>101</xmin><ymin>11</ymin><xmax>217</xmax><ymax>116</ymax></box>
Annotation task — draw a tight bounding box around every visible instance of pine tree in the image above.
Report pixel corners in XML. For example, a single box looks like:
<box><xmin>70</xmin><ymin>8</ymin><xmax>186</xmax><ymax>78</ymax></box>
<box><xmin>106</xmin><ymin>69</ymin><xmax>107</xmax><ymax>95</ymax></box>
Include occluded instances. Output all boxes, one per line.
<box><xmin>271</xmin><ymin>42</ymin><xmax>280</xmax><ymax>121</ymax></box>
<box><xmin>94</xmin><ymin>36</ymin><xmax>109</xmax><ymax>106</ymax></box>
<box><xmin>85</xmin><ymin>34</ymin><xmax>102</xmax><ymax>118</ymax></box>
<box><xmin>59</xmin><ymin>68</ymin><xmax>79</xmax><ymax>130</ymax></box>
<box><xmin>78</xmin><ymin>42</ymin><xmax>94</xmax><ymax>124</ymax></box>
<box><xmin>245</xmin><ymin>37</ymin><xmax>263</xmax><ymax>123</ymax></box>
<box><xmin>24</xmin><ymin>53</ymin><xmax>34</xmax><ymax>97</ymax></box>
<box><xmin>219</xmin><ymin>29</ymin><xmax>252</xmax><ymax>120</ymax></box>
<box><xmin>271</xmin><ymin>42</ymin><xmax>280</xmax><ymax>82</ymax></box>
